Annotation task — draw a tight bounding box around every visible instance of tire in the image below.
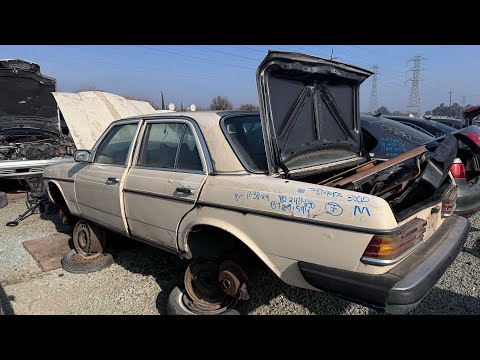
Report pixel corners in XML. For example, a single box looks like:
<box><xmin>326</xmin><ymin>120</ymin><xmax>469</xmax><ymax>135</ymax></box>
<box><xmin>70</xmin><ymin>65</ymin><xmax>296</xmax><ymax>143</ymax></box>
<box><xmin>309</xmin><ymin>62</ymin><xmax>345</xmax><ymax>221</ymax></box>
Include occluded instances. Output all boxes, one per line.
<box><xmin>61</xmin><ymin>249</ymin><xmax>114</xmax><ymax>274</ymax></box>
<box><xmin>166</xmin><ymin>285</ymin><xmax>248</xmax><ymax>315</ymax></box>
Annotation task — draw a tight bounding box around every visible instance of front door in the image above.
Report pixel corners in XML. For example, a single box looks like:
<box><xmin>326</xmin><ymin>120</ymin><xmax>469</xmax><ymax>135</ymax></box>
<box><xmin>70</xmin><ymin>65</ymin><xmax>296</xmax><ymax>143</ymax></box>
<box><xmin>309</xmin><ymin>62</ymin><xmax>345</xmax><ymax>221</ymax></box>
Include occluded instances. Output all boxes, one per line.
<box><xmin>74</xmin><ymin>121</ymin><xmax>139</xmax><ymax>233</ymax></box>
<box><xmin>124</xmin><ymin>120</ymin><xmax>206</xmax><ymax>249</ymax></box>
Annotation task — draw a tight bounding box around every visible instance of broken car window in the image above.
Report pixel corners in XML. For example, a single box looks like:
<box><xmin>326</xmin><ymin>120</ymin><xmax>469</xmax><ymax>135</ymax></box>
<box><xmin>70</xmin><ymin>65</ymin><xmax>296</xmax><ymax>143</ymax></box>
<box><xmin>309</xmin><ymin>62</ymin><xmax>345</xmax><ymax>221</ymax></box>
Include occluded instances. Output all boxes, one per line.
<box><xmin>95</xmin><ymin>123</ymin><xmax>138</xmax><ymax>165</ymax></box>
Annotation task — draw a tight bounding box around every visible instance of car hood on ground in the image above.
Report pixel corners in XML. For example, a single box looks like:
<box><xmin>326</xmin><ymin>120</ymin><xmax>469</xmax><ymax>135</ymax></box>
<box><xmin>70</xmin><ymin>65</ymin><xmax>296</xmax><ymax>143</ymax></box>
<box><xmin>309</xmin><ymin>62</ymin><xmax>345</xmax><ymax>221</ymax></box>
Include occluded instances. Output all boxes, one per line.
<box><xmin>0</xmin><ymin>59</ymin><xmax>59</xmax><ymax>133</ymax></box>
<box><xmin>52</xmin><ymin>91</ymin><xmax>156</xmax><ymax>150</ymax></box>
<box><xmin>256</xmin><ymin>51</ymin><xmax>373</xmax><ymax>175</ymax></box>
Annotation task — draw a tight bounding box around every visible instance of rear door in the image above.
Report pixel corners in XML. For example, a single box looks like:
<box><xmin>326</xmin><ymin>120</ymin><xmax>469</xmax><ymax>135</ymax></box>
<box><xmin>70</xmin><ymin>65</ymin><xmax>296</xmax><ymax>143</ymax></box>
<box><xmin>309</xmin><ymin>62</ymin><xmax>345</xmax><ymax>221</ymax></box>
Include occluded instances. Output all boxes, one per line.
<box><xmin>74</xmin><ymin>121</ymin><xmax>139</xmax><ymax>232</ymax></box>
<box><xmin>124</xmin><ymin>119</ymin><xmax>207</xmax><ymax>249</ymax></box>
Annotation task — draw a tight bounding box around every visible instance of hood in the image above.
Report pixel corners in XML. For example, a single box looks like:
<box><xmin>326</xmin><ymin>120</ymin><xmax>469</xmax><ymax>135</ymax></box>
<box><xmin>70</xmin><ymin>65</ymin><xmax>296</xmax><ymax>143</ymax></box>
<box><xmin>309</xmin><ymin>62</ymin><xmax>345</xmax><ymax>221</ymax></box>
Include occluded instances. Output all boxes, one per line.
<box><xmin>52</xmin><ymin>91</ymin><xmax>156</xmax><ymax>149</ymax></box>
<box><xmin>256</xmin><ymin>51</ymin><xmax>372</xmax><ymax>175</ymax></box>
<box><xmin>0</xmin><ymin>59</ymin><xmax>59</xmax><ymax>132</ymax></box>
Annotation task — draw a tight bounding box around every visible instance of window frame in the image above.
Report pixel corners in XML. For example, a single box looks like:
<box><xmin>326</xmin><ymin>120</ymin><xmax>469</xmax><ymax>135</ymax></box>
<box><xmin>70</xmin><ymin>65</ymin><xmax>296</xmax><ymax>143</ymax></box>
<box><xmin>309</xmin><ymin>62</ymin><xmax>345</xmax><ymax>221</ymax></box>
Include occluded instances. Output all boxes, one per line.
<box><xmin>133</xmin><ymin>119</ymin><xmax>206</xmax><ymax>174</ymax></box>
<box><xmin>91</xmin><ymin>120</ymin><xmax>140</xmax><ymax>168</ymax></box>
<box><xmin>220</xmin><ymin>114</ymin><xmax>269</xmax><ymax>174</ymax></box>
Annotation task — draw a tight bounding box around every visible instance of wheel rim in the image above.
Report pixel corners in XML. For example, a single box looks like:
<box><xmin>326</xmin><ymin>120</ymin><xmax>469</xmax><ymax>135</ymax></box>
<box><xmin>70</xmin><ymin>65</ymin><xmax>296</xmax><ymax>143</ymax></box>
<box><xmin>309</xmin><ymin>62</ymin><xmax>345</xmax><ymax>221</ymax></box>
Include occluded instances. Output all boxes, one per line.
<box><xmin>183</xmin><ymin>259</ymin><xmax>236</xmax><ymax>314</ymax></box>
<box><xmin>74</xmin><ymin>222</ymin><xmax>91</xmax><ymax>256</ymax></box>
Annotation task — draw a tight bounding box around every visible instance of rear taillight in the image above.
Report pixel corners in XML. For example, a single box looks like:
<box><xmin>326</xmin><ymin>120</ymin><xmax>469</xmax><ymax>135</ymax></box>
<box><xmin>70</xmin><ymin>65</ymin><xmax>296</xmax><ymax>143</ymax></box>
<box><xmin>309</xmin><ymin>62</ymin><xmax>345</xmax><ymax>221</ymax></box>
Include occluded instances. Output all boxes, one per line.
<box><xmin>442</xmin><ymin>186</ymin><xmax>458</xmax><ymax>217</ymax></box>
<box><xmin>450</xmin><ymin>158</ymin><xmax>466</xmax><ymax>179</ymax></box>
<box><xmin>361</xmin><ymin>218</ymin><xmax>427</xmax><ymax>265</ymax></box>
<box><xmin>464</xmin><ymin>132</ymin><xmax>480</xmax><ymax>146</ymax></box>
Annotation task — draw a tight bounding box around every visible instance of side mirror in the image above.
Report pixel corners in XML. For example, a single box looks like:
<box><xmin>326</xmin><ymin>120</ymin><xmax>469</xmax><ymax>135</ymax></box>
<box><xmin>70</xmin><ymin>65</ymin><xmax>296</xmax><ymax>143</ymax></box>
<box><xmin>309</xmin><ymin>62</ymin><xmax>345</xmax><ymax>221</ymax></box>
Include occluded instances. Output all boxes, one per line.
<box><xmin>74</xmin><ymin>150</ymin><xmax>92</xmax><ymax>163</ymax></box>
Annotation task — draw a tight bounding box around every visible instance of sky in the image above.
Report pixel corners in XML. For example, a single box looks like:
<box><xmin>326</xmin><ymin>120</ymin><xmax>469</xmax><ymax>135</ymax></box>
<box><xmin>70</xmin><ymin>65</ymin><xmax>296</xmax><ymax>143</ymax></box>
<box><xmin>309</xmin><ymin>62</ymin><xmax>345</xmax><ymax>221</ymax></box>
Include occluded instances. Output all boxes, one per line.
<box><xmin>1</xmin><ymin>45</ymin><xmax>479</xmax><ymax>113</ymax></box>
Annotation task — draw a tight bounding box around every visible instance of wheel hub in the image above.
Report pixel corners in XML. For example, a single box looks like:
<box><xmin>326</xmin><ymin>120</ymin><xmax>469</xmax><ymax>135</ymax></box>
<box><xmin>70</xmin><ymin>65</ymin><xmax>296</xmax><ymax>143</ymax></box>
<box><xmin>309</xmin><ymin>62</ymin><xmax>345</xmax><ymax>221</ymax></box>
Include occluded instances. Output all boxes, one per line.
<box><xmin>74</xmin><ymin>222</ymin><xmax>91</xmax><ymax>256</ymax></box>
<box><xmin>219</xmin><ymin>260</ymin><xmax>249</xmax><ymax>300</ymax></box>
<box><xmin>183</xmin><ymin>258</ymin><xmax>237</xmax><ymax>314</ymax></box>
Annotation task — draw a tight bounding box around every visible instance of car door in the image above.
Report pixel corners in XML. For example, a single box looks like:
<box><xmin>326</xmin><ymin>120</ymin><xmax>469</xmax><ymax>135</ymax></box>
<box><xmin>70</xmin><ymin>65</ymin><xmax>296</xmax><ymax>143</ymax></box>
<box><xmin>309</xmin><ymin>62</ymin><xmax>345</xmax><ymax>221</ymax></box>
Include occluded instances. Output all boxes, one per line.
<box><xmin>74</xmin><ymin>121</ymin><xmax>139</xmax><ymax>233</ymax></box>
<box><xmin>124</xmin><ymin>119</ymin><xmax>207</xmax><ymax>249</ymax></box>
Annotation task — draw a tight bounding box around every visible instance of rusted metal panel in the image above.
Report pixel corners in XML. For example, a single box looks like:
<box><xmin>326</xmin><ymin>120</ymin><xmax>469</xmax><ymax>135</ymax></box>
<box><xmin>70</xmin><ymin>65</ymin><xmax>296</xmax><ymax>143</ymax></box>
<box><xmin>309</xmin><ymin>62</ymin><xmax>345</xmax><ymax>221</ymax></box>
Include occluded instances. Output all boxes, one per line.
<box><xmin>52</xmin><ymin>91</ymin><xmax>155</xmax><ymax>149</ymax></box>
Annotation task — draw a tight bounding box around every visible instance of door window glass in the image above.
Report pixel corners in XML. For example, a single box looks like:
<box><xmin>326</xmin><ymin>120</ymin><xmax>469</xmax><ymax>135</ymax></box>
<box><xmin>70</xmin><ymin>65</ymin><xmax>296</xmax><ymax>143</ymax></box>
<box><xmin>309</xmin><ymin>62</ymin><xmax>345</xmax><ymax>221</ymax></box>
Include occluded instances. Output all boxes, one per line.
<box><xmin>95</xmin><ymin>123</ymin><xmax>138</xmax><ymax>165</ymax></box>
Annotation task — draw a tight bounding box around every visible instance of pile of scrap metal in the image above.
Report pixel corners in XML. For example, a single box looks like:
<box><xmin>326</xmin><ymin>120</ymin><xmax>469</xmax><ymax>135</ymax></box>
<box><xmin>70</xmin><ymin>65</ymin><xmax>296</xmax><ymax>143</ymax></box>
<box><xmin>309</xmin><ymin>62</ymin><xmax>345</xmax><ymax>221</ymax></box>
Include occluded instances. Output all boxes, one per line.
<box><xmin>0</xmin><ymin>58</ymin><xmax>157</xmax><ymax>179</ymax></box>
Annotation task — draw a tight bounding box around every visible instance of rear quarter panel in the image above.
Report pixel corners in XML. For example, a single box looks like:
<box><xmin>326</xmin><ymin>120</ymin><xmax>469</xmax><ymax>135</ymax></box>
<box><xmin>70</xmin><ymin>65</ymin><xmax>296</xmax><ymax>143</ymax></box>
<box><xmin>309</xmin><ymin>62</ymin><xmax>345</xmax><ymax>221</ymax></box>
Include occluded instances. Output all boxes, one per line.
<box><xmin>179</xmin><ymin>174</ymin><xmax>399</xmax><ymax>278</ymax></box>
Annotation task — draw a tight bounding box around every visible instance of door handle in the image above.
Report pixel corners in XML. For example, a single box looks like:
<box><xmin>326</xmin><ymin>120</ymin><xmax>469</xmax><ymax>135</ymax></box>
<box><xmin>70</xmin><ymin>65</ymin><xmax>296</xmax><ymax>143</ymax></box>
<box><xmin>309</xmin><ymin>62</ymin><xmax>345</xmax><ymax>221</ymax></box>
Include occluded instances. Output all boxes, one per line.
<box><xmin>107</xmin><ymin>177</ymin><xmax>120</xmax><ymax>184</ymax></box>
<box><xmin>176</xmin><ymin>187</ymin><xmax>195</xmax><ymax>195</ymax></box>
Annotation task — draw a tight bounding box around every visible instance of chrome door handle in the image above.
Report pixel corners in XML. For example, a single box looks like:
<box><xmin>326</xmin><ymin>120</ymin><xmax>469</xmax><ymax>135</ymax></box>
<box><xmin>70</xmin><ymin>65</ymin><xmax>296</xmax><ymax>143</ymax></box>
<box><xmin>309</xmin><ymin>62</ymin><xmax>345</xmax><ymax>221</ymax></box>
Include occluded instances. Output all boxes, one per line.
<box><xmin>176</xmin><ymin>187</ymin><xmax>195</xmax><ymax>195</ymax></box>
<box><xmin>107</xmin><ymin>177</ymin><xmax>120</xmax><ymax>184</ymax></box>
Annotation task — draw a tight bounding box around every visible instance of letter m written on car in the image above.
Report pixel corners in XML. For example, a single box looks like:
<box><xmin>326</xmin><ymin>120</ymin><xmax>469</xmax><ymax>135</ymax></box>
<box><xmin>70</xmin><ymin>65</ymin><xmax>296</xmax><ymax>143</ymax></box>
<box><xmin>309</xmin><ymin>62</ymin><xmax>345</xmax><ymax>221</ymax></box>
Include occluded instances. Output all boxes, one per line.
<box><xmin>354</xmin><ymin>205</ymin><xmax>371</xmax><ymax>216</ymax></box>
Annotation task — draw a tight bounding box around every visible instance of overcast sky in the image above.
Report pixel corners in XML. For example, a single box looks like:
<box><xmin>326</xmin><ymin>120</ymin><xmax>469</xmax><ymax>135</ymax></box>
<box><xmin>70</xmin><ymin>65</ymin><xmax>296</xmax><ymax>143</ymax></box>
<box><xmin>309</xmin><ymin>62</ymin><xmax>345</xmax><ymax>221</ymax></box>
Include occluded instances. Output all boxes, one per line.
<box><xmin>1</xmin><ymin>45</ymin><xmax>479</xmax><ymax>112</ymax></box>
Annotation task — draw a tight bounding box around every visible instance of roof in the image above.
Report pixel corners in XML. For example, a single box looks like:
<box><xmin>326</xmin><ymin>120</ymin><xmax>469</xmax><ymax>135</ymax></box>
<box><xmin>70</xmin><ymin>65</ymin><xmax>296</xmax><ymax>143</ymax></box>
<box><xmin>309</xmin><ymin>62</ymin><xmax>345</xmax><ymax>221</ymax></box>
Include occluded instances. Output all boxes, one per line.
<box><xmin>121</xmin><ymin>110</ymin><xmax>260</xmax><ymax>173</ymax></box>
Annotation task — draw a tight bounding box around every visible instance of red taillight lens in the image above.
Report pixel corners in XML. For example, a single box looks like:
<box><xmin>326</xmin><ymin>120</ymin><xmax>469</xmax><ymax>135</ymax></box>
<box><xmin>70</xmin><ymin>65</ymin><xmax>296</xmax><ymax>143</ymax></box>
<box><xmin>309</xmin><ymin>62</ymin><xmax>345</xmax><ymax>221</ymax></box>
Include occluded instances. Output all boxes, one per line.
<box><xmin>464</xmin><ymin>132</ymin><xmax>480</xmax><ymax>146</ymax></box>
<box><xmin>361</xmin><ymin>218</ymin><xmax>427</xmax><ymax>265</ymax></box>
<box><xmin>442</xmin><ymin>186</ymin><xmax>458</xmax><ymax>217</ymax></box>
<box><xmin>450</xmin><ymin>158</ymin><xmax>466</xmax><ymax>179</ymax></box>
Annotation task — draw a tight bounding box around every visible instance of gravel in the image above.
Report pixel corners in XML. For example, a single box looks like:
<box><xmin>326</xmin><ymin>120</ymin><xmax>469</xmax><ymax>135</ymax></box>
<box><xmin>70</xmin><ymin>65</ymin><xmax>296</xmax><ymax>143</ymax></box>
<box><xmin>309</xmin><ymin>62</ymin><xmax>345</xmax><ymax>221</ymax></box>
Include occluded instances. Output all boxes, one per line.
<box><xmin>1</xmin><ymin>195</ymin><xmax>480</xmax><ymax>315</ymax></box>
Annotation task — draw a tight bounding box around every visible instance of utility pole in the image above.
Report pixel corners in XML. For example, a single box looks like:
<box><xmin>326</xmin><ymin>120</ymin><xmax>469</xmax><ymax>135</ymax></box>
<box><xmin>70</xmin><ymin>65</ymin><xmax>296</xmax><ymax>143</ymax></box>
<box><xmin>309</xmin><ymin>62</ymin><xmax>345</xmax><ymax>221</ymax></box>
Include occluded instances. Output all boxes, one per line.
<box><xmin>449</xmin><ymin>89</ymin><xmax>454</xmax><ymax>107</ymax></box>
<box><xmin>368</xmin><ymin>65</ymin><xmax>379</xmax><ymax>114</ymax></box>
<box><xmin>406</xmin><ymin>55</ymin><xmax>425</xmax><ymax>116</ymax></box>
<box><xmin>462</xmin><ymin>96</ymin><xmax>465</xmax><ymax>108</ymax></box>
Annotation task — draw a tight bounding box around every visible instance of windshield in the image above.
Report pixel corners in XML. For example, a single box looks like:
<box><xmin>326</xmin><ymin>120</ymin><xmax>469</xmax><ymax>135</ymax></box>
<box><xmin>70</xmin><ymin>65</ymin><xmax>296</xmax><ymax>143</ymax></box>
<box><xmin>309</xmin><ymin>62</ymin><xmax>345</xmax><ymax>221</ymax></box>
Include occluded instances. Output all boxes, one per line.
<box><xmin>361</xmin><ymin>116</ymin><xmax>434</xmax><ymax>159</ymax></box>
<box><xmin>222</xmin><ymin>115</ymin><xmax>268</xmax><ymax>172</ymax></box>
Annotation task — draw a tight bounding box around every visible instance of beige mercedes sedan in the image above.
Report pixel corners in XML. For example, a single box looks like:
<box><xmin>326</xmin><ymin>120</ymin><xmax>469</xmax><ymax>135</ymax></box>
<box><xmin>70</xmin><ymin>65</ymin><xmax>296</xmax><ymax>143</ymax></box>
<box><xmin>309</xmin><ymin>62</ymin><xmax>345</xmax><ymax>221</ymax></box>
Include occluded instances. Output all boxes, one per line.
<box><xmin>43</xmin><ymin>51</ymin><xmax>469</xmax><ymax>315</ymax></box>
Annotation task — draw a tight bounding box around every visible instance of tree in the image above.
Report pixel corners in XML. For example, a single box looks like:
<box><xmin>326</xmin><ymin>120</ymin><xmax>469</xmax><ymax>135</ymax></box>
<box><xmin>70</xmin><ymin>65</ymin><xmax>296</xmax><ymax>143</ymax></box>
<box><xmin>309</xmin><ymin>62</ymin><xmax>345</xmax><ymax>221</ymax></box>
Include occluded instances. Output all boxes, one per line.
<box><xmin>76</xmin><ymin>83</ymin><xmax>102</xmax><ymax>92</ymax></box>
<box><xmin>376</xmin><ymin>106</ymin><xmax>390</xmax><ymax>115</ymax></box>
<box><xmin>161</xmin><ymin>91</ymin><xmax>166</xmax><ymax>110</ymax></box>
<box><xmin>429</xmin><ymin>102</ymin><xmax>463</xmax><ymax>118</ymax></box>
<box><xmin>238</xmin><ymin>104</ymin><xmax>259</xmax><ymax>111</ymax></box>
<box><xmin>210</xmin><ymin>96</ymin><xmax>234</xmax><ymax>110</ymax></box>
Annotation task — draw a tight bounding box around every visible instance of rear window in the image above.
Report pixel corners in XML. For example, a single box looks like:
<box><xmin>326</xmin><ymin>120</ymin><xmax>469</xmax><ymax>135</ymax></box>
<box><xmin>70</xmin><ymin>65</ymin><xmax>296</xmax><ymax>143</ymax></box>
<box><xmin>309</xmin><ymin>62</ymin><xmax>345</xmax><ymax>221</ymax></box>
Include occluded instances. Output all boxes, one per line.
<box><xmin>222</xmin><ymin>115</ymin><xmax>268</xmax><ymax>172</ymax></box>
<box><xmin>361</xmin><ymin>117</ymin><xmax>434</xmax><ymax>159</ymax></box>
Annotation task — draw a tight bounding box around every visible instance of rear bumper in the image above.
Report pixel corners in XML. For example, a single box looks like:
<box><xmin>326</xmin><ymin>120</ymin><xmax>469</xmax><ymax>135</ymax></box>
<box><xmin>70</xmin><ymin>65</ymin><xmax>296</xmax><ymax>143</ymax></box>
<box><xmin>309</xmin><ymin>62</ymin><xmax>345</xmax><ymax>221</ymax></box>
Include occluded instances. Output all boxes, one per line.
<box><xmin>455</xmin><ymin>179</ymin><xmax>480</xmax><ymax>216</ymax></box>
<box><xmin>299</xmin><ymin>215</ymin><xmax>470</xmax><ymax>314</ymax></box>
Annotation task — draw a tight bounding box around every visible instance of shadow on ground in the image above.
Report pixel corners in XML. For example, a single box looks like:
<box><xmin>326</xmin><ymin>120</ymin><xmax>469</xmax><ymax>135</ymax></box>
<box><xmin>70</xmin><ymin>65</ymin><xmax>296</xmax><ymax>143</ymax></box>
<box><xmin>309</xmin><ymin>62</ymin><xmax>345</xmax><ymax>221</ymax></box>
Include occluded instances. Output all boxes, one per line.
<box><xmin>412</xmin><ymin>287</ymin><xmax>480</xmax><ymax>314</ymax></box>
<box><xmin>463</xmin><ymin>236</ymin><xmax>480</xmax><ymax>259</ymax></box>
<box><xmin>106</xmin><ymin>234</ymin><xmax>359</xmax><ymax>315</ymax></box>
<box><xmin>0</xmin><ymin>284</ymin><xmax>15</xmax><ymax>315</ymax></box>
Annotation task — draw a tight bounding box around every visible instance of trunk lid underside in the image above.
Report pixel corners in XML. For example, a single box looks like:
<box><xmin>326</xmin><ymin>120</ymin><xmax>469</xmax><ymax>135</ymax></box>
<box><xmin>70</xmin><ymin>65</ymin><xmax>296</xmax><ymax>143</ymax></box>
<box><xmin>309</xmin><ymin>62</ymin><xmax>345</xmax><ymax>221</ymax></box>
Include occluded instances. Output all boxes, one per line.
<box><xmin>256</xmin><ymin>51</ymin><xmax>373</xmax><ymax>175</ymax></box>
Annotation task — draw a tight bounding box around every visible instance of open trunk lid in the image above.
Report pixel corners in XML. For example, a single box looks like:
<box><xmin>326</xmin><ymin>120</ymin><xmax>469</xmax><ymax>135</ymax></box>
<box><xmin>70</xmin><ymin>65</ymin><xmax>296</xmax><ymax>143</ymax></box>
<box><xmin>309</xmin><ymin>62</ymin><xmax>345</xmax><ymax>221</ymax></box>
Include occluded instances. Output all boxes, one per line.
<box><xmin>256</xmin><ymin>51</ymin><xmax>373</xmax><ymax>176</ymax></box>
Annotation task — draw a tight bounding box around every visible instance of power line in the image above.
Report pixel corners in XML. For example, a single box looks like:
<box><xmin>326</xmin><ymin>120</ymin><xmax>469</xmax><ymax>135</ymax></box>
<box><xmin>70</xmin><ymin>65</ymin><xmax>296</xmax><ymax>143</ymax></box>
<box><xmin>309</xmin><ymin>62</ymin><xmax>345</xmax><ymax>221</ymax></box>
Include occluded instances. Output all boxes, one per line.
<box><xmin>192</xmin><ymin>45</ymin><xmax>260</xmax><ymax>62</ymax></box>
<box><xmin>368</xmin><ymin>65</ymin><xmax>379</xmax><ymax>114</ymax></box>
<box><xmin>137</xmin><ymin>45</ymin><xmax>255</xmax><ymax>71</ymax></box>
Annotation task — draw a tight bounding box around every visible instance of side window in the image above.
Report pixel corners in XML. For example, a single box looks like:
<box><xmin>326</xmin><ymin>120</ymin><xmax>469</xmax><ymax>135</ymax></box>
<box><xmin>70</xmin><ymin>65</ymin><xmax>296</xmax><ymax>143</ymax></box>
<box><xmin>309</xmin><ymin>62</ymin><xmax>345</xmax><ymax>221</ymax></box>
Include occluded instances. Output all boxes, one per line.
<box><xmin>177</xmin><ymin>126</ymin><xmax>203</xmax><ymax>171</ymax></box>
<box><xmin>138</xmin><ymin>123</ymin><xmax>185</xmax><ymax>169</ymax></box>
<box><xmin>95</xmin><ymin>123</ymin><xmax>138</xmax><ymax>165</ymax></box>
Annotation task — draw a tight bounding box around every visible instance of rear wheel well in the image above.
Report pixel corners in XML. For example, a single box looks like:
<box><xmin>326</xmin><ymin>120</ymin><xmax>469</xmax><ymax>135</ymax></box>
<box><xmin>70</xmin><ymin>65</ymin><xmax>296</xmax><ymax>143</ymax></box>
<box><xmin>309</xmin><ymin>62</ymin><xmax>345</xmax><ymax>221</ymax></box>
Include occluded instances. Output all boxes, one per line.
<box><xmin>186</xmin><ymin>225</ymin><xmax>262</xmax><ymax>269</ymax></box>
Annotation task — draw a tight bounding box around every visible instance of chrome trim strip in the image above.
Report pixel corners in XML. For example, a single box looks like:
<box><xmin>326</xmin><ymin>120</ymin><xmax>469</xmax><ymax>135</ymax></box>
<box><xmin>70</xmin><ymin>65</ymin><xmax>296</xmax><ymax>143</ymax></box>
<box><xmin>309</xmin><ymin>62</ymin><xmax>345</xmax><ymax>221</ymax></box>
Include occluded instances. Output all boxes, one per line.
<box><xmin>43</xmin><ymin>176</ymin><xmax>75</xmax><ymax>183</ymax></box>
<box><xmin>196</xmin><ymin>200</ymin><xmax>398</xmax><ymax>235</ymax></box>
<box><xmin>124</xmin><ymin>188</ymin><xmax>195</xmax><ymax>203</ymax></box>
<box><xmin>131</xmin><ymin>166</ymin><xmax>205</xmax><ymax>175</ymax></box>
<box><xmin>360</xmin><ymin>240</ymin><xmax>425</xmax><ymax>266</ymax></box>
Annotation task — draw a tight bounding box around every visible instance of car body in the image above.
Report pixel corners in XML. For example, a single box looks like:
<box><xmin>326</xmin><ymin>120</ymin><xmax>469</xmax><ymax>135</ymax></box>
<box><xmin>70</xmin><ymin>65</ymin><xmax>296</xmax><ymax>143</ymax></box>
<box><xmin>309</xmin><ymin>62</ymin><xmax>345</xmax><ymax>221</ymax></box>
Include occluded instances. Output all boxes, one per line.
<box><xmin>426</xmin><ymin>116</ymin><xmax>462</xmax><ymax>129</ymax></box>
<box><xmin>44</xmin><ymin>52</ymin><xmax>469</xmax><ymax>314</ymax></box>
<box><xmin>382</xmin><ymin>115</ymin><xmax>456</xmax><ymax>138</ymax></box>
<box><xmin>382</xmin><ymin>115</ymin><xmax>480</xmax><ymax>216</ymax></box>
<box><xmin>0</xmin><ymin>59</ymin><xmax>75</xmax><ymax>179</ymax></box>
